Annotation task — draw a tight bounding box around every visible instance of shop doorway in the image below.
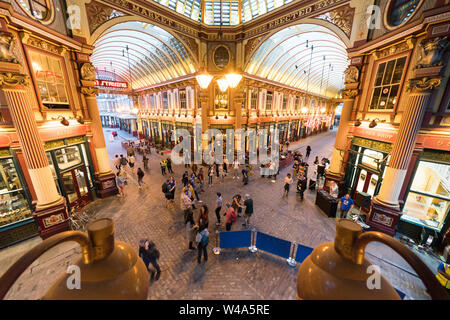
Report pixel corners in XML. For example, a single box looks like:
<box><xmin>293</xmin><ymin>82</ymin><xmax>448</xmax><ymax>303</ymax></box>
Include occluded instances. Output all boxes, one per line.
<box><xmin>354</xmin><ymin>168</ymin><xmax>379</xmax><ymax>197</ymax></box>
<box><xmin>60</xmin><ymin>166</ymin><xmax>91</xmax><ymax>208</ymax></box>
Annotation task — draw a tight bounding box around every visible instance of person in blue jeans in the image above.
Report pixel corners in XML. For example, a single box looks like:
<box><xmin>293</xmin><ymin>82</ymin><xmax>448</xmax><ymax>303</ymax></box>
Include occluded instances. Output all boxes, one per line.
<box><xmin>339</xmin><ymin>193</ymin><xmax>354</xmax><ymax>218</ymax></box>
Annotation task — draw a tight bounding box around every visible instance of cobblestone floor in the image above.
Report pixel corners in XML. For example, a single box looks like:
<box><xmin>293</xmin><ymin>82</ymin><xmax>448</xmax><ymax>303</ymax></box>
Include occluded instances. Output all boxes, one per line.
<box><xmin>0</xmin><ymin>128</ymin><xmax>436</xmax><ymax>300</ymax></box>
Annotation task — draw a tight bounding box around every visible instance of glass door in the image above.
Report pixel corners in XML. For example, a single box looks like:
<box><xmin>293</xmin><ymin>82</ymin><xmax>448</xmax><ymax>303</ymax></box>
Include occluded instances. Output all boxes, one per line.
<box><xmin>354</xmin><ymin>168</ymin><xmax>379</xmax><ymax>197</ymax></box>
<box><xmin>61</xmin><ymin>166</ymin><xmax>91</xmax><ymax>208</ymax></box>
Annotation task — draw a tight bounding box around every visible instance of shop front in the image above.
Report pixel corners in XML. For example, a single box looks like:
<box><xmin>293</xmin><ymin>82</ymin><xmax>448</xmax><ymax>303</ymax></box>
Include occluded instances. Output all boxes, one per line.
<box><xmin>277</xmin><ymin>121</ymin><xmax>289</xmax><ymax>145</ymax></box>
<box><xmin>399</xmin><ymin>149</ymin><xmax>450</xmax><ymax>245</ymax></box>
<box><xmin>0</xmin><ymin>148</ymin><xmax>37</xmax><ymax>248</ymax></box>
<box><xmin>289</xmin><ymin>120</ymin><xmax>300</xmax><ymax>142</ymax></box>
<box><xmin>161</xmin><ymin>121</ymin><xmax>175</xmax><ymax>148</ymax></box>
<box><xmin>44</xmin><ymin>136</ymin><xmax>95</xmax><ymax>210</ymax></box>
<box><xmin>344</xmin><ymin>137</ymin><xmax>391</xmax><ymax>204</ymax></box>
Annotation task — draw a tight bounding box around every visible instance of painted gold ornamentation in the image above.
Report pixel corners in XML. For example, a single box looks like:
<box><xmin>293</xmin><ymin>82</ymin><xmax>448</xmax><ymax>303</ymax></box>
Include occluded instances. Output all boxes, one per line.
<box><xmin>341</xmin><ymin>89</ymin><xmax>358</xmax><ymax>99</ymax></box>
<box><xmin>81</xmin><ymin>86</ymin><xmax>99</xmax><ymax>96</ymax></box>
<box><xmin>344</xmin><ymin>66</ymin><xmax>359</xmax><ymax>84</ymax></box>
<box><xmin>0</xmin><ymin>73</ymin><xmax>28</xmax><ymax>87</ymax></box>
<box><xmin>407</xmin><ymin>77</ymin><xmax>442</xmax><ymax>91</ymax></box>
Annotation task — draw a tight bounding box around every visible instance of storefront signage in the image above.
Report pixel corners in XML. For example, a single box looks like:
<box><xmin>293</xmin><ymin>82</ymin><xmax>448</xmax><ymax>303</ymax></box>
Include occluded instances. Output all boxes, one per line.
<box><xmin>0</xmin><ymin>148</ymin><xmax>11</xmax><ymax>157</ymax></box>
<box><xmin>94</xmin><ymin>80</ymin><xmax>128</xmax><ymax>89</ymax></box>
<box><xmin>352</xmin><ymin>127</ymin><xmax>396</xmax><ymax>144</ymax></box>
<box><xmin>372</xmin><ymin>212</ymin><xmax>393</xmax><ymax>227</ymax></box>
<box><xmin>352</xmin><ymin>137</ymin><xmax>392</xmax><ymax>154</ymax></box>
<box><xmin>43</xmin><ymin>214</ymin><xmax>65</xmax><ymax>228</ymax></box>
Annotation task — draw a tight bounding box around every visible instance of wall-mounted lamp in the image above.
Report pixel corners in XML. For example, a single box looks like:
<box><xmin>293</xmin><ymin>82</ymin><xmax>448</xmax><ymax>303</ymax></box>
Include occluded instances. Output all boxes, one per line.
<box><xmin>60</xmin><ymin>117</ymin><xmax>69</xmax><ymax>126</ymax></box>
<box><xmin>354</xmin><ymin>119</ymin><xmax>362</xmax><ymax>127</ymax></box>
<box><xmin>76</xmin><ymin>116</ymin><xmax>85</xmax><ymax>124</ymax></box>
<box><xmin>224</xmin><ymin>114</ymin><xmax>228</xmax><ymax>119</ymax></box>
<box><xmin>215</xmin><ymin>114</ymin><xmax>219</xmax><ymax>120</ymax></box>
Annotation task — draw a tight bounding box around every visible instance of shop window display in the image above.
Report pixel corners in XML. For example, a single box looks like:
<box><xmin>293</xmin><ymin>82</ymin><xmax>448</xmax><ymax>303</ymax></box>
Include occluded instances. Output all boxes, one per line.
<box><xmin>54</xmin><ymin>146</ymin><xmax>82</xmax><ymax>171</ymax></box>
<box><xmin>403</xmin><ymin>161</ymin><xmax>450</xmax><ymax>231</ymax></box>
<box><xmin>0</xmin><ymin>158</ymin><xmax>32</xmax><ymax>227</ymax></box>
<box><xmin>29</xmin><ymin>50</ymin><xmax>69</xmax><ymax>108</ymax></box>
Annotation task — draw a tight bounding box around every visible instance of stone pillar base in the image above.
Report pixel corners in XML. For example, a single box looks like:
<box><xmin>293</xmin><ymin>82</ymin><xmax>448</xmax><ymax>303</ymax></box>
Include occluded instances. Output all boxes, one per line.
<box><xmin>324</xmin><ymin>171</ymin><xmax>346</xmax><ymax>198</ymax></box>
<box><xmin>95</xmin><ymin>172</ymin><xmax>119</xmax><ymax>198</ymax></box>
<box><xmin>33</xmin><ymin>201</ymin><xmax>69</xmax><ymax>240</ymax></box>
<box><xmin>367</xmin><ymin>200</ymin><xmax>403</xmax><ymax>237</ymax></box>
<box><xmin>132</xmin><ymin>131</ymin><xmax>138</xmax><ymax>137</ymax></box>
<box><xmin>139</xmin><ymin>132</ymin><xmax>144</xmax><ymax>139</ymax></box>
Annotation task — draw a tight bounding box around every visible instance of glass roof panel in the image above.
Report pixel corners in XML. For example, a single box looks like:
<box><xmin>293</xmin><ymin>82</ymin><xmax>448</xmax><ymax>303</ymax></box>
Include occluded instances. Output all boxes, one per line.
<box><xmin>92</xmin><ymin>21</ymin><xmax>197</xmax><ymax>90</ymax></box>
<box><xmin>245</xmin><ymin>24</ymin><xmax>349</xmax><ymax>98</ymax></box>
<box><xmin>150</xmin><ymin>0</ymin><xmax>297</xmax><ymax>24</ymax></box>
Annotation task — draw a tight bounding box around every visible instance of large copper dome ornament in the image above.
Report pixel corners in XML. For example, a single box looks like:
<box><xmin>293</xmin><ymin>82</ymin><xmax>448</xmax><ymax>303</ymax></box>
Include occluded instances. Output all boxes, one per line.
<box><xmin>297</xmin><ymin>219</ymin><xmax>449</xmax><ymax>300</ymax></box>
<box><xmin>0</xmin><ymin>218</ymin><xmax>149</xmax><ymax>300</ymax></box>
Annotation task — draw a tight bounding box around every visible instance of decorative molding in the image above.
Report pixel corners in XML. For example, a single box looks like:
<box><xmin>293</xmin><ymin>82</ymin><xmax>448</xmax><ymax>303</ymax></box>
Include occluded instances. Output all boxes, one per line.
<box><xmin>0</xmin><ymin>72</ymin><xmax>28</xmax><ymax>87</ymax></box>
<box><xmin>21</xmin><ymin>34</ymin><xmax>67</xmax><ymax>56</ymax></box>
<box><xmin>341</xmin><ymin>89</ymin><xmax>358</xmax><ymax>99</ymax></box>
<box><xmin>407</xmin><ymin>77</ymin><xmax>442</xmax><ymax>92</ymax></box>
<box><xmin>80</xmin><ymin>86</ymin><xmax>99</xmax><ymax>96</ymax></box>
<box><xmin>314</xmin><ymin>4</ymin><xmax>354</xmax><ymax>37</ymax></box>
<box><xmin>174</xmin><ymin>33</ymin><xmax>198</xmax><ymax>61</ymax></box>
<box><xmin>372</xmin><ymin>39</ymin><xmax>415</xmax><ymax>60</ymax></box>
<box><xmin>86</xmin><ymin>1</ymin><xmax>127</xmax><ymax>34</ymax></box>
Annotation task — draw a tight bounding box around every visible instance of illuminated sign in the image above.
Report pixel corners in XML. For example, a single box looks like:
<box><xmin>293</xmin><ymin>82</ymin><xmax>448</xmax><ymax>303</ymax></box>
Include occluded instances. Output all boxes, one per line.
<box><xmin>94</xmin><ymin>80</ymin><xmax>128</xmax><ymax>89</ymax></box>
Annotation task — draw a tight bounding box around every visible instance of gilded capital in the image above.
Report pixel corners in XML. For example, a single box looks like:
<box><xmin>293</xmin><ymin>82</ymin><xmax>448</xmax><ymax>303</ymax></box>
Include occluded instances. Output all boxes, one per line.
<box><xmin>341</xmin><ymin>89</ymin><xmax>358</xmax><ymax>99</ymax></box>
<box><xmin>81</xmin><ymin>86</ymin><xmax>99</xmax><ymax>96</ymax></box>
<box><xmin>0</xmin><ymin>72</ymin><xmax>29</xmax><ymax>87</ymax></box>
<box><xmin>407</xmin><ymin>77</ymin><xmax>441</xmax><ymax>92</ymax></box>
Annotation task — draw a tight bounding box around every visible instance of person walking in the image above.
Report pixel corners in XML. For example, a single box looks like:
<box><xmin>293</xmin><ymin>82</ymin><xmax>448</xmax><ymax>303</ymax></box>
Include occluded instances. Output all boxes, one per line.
<box><xmin>306</xmin><ymin>145</ymin><xmax>311</xmax><ymax>160</ymax></box>
<box><xmin>224</xmin><ymin>203</ymin><xmax>236</xmax><ymax>231</ymax></box>
<box><xmin>215</xmin><ymin>163</ymin><xmax>220</xmax><ymax>178</ymax></box>
<box><xmin>198</xmin><ymin>168</ymin><xmax>205</xmax><ymax>192</ymax></box>
<box><xmin>215</xmin><ymin>192</ymin><xmax>223</xmax><ymax>226</ymax></box>
<box><xmin>223</xmin><ymin>158</ymin><xmax>228</xmax><ymax>174</ymax></box>
<box><xmin>119</xmin><ymin>154</ymin><xmax>128</xmax><ymax>171</ymax></box>
<box><xmin>182</xmin><ymin>170</ymin><xmax>189</xmax><ymax>186</ymax></box>
<box><xmin>242</xmin><ymin>166</ymin><xmax>249</xmax><ymax>185</ymax></box>
<box><xmin>139</xmin><ymin>240</ymin><xmax>161</xmax><ymax>281</ymax></box>
<box><xmin>219</xmin><ymin>164</ymin><xmax>225</xmax><ymax>182</ymax></box>
<box><xmin>167</xmin><ymin>176</ymin><xmax>176</xmax><ymax>205</ymax></box>
<box><xmin>208</xmin><ymin>165</ymin><xmax>214</xmax><ymax>187</ymax></box>
<box><xmin>113</xmin><ymin>155</ymin><xmax>121</xmax><ymax>171</ymax></box>
<box><xmin>339</xmin><ymin>194</ymin><xmax>354</xmax><ymax>218</ymax></box>
<box><xmin>196</xmin><ymin>224</ymin><xmax>209</xmax><ymax>264</ymax></box>
<box><xmin>142</xmin><ymin>154</ymin><xmax>149</xmax><ymax>170</ymax></box>
<box><xmin>197</xmin><ymin>205</ymin><xmax>209</xmax><ymax>229</ymax></box>
<box><xmin>183</xmin><ymin>200</ymin><xmax>197</xmax><ymax>250</ymax></box>
<box><xmin>297</xmin><ymin>173</ymin><xmax>307</xmax><ymax>200</ymax></box>
<box><xmin>162</xmin><ymin>179</ymin><xmax>171</xmax><ymax>208</ymax></box>
<box><xmin>283</xmin><ymin>173</ymin><xmax>293</xmax><ymax>197</ymax></box>
<box><xmin>160</xmin><ymin>159</ymin><xmax>167</xmax><ymax>175</ymax></box>
<box><xmin>128</xmin><ymin>154</ymin><xmax>135</xmax><ymax>173</ymax></box>
<box><xmin>182</xmin><ymin>182</ymin><xmax>196</xmax><ymax>209</ymax></box>
<box><xmin>181</xmin><ymin>190</ymin><xmax>195</xmax><ymax>223</ymax></box>
<box><xmin>233</xmin><ymin>160</ymin><xmax>240</xmax><ymax>179</ymax></box>
<box><xmin>190</xmin><ymin>174</ymin><xmax>201</xmax><ymax>202</ymax></box>
<box><xmin>166</xmin><ymin>157</ymin><xmax>173</xmax><ymax>173</ymax></box>
<box><xmin>116</xmin><ymin>170</ymin><xmax>127</xmax><ymax>197</ymax></box>
<box><xmin>242</xmin><ymin>194</ymin><xmax>253</xmax><ymax>228</ymax></box>
<box><xmin>137</xmin><ymin>167</ymin><xmax>146</xmax><ymax>188</ymax></box>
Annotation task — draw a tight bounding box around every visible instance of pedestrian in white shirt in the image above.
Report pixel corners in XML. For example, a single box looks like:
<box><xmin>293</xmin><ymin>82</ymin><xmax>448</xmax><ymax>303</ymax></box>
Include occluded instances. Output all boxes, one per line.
<box><xmin>283</xmin><ymin>173</ymin><xmax>293</xmax><ymax>197</ymax></box>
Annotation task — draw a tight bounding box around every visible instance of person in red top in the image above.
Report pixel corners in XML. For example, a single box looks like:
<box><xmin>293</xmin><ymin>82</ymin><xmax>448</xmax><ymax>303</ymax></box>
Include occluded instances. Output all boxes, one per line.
<box><xmin>224</xmin><ymin>202</ymin><xmax>236</xmax><ymax>231</ymax></box>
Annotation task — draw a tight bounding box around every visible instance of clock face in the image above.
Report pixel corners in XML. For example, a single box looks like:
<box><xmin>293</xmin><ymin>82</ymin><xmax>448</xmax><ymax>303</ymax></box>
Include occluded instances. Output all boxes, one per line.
<box><xmin>15</xmin><ymin>0</ymin><xmax>52</xmax><ymax>22</ymax></box>
<box><xmin>387</xmin><ymin>0</ymin><xmax>421</xmax><ymax>27</ymax></box>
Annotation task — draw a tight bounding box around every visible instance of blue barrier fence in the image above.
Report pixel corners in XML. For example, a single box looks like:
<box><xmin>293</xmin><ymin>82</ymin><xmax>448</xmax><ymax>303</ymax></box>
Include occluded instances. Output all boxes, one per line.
<box><xmin>219</xmin><ymin>230</ymin><xmax>252</xmax><ymax>249</ymax></box>
<box><xmin>255</xmin><ymin>232</ymin><xmax>292</xmax><ymax>260</ymax></box>
<box><xmin>216</xmin><ymin>230</ymin><xmax>407</xmax><ymax>299</ymax></box>
<box><xmin>295</xmin><ymin>244</ymin><xmax>314</xmax><ymax>263</ymax></box>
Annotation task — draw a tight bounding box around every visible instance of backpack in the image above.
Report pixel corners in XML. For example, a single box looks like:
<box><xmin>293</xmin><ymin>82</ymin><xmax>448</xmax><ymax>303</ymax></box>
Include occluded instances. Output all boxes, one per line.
<box><xmin>162</xmin><ymin>182</ymin><xmax>169</xmax><ymax>193</ymax></box>
<box><xmin>120</xmin><ymin>157</ymin><xmax>128</xmax><ymax>165</ymax></box>
<box><xmin>201</xmin><ymin>232</ymin><xmax>209</xmax><ymax>246</ymax></box>
<box><xmin>230</xmin><ymin>208</ymin><xmax>237</xmax><ymax>223</ymax></box>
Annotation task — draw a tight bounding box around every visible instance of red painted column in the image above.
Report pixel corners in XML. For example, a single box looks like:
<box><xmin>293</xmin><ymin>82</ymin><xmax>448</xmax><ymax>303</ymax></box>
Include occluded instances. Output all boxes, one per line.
<box><xmin>1</xmin><ymin>74</ymin><xmax>68</xmax><ymax>239</ymax></box>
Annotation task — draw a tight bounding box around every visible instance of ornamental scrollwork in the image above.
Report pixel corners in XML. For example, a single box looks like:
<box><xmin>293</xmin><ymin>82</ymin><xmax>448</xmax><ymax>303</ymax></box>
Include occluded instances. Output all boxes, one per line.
<box><xmin>341</xmin><ymin>89</ymin><xmax>358</xmax><ymax>99</ymax></box>
<box><xmin>407</xmin><ymin>77</ymin><xmax>442</xmax><ymax>91</ymax></box>
<box><xmin>81</xmin><ymin>86</ymin><xmax>99</xmax><ymax>96</ymax></box>
<box><xmin>0</xmin><ymin>73</ymin><xmax>29</xmax><ymax>87</ymax></box>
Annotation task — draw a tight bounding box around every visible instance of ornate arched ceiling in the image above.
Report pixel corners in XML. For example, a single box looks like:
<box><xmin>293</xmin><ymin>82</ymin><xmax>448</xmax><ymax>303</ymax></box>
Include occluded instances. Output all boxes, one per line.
<box><xmin>245</xmin><ymin>24</ymin><xmax>349</xmax><ymax>98</ymax></box>
<box><xmin>91</xmin><ymin>21</ymin><xmax>197</xmax><ymax>90</ymax></box>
